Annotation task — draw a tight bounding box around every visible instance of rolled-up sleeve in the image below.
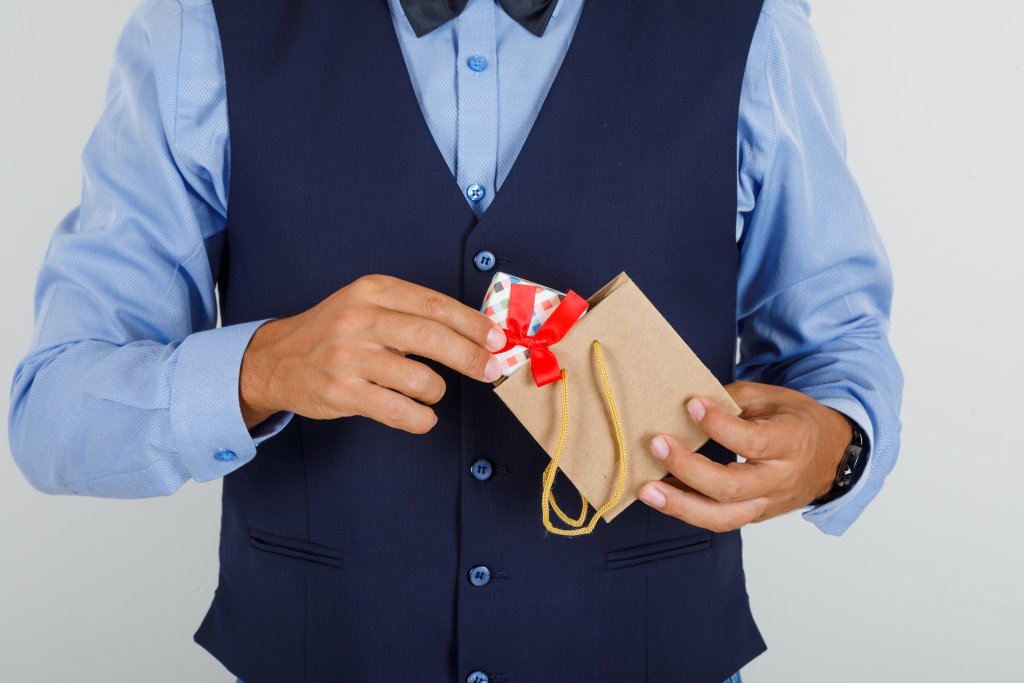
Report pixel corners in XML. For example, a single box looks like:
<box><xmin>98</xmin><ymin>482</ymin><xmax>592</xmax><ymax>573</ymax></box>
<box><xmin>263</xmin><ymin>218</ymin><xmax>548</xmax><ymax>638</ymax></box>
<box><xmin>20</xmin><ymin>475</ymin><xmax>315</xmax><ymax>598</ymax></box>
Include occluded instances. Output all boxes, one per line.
<box><xmin>8</xmin><ymin>0</ymin><xmax>291</xmax><ymax>498</ymax></box>
<box><xmin>735</xmin><ymin>0</ymin><xmax>904</xmax><ymax>535</ymax></box>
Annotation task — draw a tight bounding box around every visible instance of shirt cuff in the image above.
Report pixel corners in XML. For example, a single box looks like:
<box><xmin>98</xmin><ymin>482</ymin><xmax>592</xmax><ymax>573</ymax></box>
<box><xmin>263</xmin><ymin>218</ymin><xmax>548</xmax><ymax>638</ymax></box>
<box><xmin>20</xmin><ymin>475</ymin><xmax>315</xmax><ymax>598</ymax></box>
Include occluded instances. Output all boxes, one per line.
<box><xmin>250</xmin><ymin>411</ymin><xmax>294</xmax><ymax>445</ymax></box>
<box><xmin>799</xmin><ymin>395</ymin><xmax>875</xmax><ymax>535</ymax></box>
<box><xmin>170</xmin><ymin>319</ymin><xmax>294</xmax><ymax>482</ymax></box>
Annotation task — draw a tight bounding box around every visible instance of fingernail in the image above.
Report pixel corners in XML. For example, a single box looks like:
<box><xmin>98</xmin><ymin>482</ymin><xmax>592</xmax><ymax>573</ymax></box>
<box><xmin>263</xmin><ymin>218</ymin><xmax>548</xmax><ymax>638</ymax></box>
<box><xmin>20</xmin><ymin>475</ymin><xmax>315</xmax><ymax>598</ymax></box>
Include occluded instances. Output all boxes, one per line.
<box><xmin>484</xmin><ymin>357</ymin><xmax>503</xmax><ymax>382</ymax></box>
<box><xmin>687</xmin><ymin>398</ymin><xmax>706</xmax><ymax>422</ymax></box>
<box><xmin>640</xmin><ymin>485</ymin><xmax>666</xmax><ymax>509</ymax></box>
<box><xmin>486</xmin><ymin>327</ymin><xmax>506</xmax><ymax>352</ymax></box>
<box><xmin>650</xmin><ymin>436</ymin><xmax>670</xmax><ymax>460</ymax></box>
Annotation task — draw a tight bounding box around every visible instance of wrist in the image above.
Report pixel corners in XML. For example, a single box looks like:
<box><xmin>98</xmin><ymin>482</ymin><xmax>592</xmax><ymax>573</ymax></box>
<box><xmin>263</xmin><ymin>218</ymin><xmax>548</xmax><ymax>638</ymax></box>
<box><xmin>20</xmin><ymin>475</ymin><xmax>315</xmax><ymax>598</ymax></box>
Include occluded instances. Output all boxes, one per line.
<box><xmin>813</xmin><ymin>408</ymin><xmax>854</xmax><ymax>501</ymax></box>
<box><xmin>239</xmin><ymin>319</ymin><xmax>287</xmax><ymax>428</ymax></box>
<box><xmin>812</xmin><ymin>410</ymin><xmax>867</xmax><ymax>506</ymax></box>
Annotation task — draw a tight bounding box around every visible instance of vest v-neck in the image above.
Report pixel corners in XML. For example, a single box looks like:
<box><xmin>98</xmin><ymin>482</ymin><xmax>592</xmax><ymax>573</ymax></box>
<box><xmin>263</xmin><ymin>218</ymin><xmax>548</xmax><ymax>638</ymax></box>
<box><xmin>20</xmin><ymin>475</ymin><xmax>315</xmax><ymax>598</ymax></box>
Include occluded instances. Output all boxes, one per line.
<box><xmin>376</xmin><ymin>1</ymin><xmax>479</xmax><ymax>224</ymax></box>
<box><xmin>473</xmin><ymin>1</ymin><xmax>638</xmax><ymax>228</ymax></box>
<box><xmin>382</xmin><ymin>0</ymin><xmax>626</xmax><ymax>227</ymax></box>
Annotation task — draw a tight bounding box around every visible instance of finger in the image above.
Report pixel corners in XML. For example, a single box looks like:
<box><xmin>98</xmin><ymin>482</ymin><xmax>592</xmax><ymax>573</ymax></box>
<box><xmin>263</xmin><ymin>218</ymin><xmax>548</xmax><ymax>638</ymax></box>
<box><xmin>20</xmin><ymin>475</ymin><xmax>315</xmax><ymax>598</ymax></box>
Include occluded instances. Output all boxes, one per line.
<box><xmin>353</xmin><ymin>380</ymin><xmax>438</xmax><ymax>434</ymax></box>
<box><xmin>363</xmin><ymin>351</ymin><xmax>446</xmax><ymax>405</ymax></box>
<box><xmin>638</xmin><ymin>480</ymin><xmax>767</xmax><ymax>533</ymax></box>
<box><xmin>724</xmin><ymin>381</ymin><xmax>781</xmax><ymax>416</ymax></box>
<box><xmin>375</xmin><ymin>310</ymin><xmax>502</xmax><ymax>382</ymax></box>
<box><xmin>358</xmin><ymin>275</ymin><xmax>507</xmax><ymax>352</ymax></box>
<box><xmin>650</xmin><ymin>434</ymin><xmax>777</xmax><ymax>503</ymax></box>
<box><xmin>687</xmin><ymin>396</ymin><xmax>783</xmax><ymax>460</ymax></box>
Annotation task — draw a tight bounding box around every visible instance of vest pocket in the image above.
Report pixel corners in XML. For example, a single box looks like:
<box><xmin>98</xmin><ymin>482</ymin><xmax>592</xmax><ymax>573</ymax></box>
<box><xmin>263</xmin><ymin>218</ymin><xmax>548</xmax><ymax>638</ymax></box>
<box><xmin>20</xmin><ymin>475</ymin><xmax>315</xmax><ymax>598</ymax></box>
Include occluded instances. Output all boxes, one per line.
<box><xmin>605</xmin><ymin>530</ymin><xmax>713</xmax><ymax>570</ymax></box>
<box><xmin>248</xmin><ymin>527</ymin><xmax>343</xmax><ymax>568</ymax></box>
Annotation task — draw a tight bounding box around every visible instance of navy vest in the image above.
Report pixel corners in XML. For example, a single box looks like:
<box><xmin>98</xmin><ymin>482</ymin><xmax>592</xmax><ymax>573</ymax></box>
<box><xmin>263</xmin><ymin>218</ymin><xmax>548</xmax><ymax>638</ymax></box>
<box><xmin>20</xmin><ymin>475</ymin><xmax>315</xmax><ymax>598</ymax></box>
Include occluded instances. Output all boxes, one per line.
<box><xmin>198</xmin><ymin>1</ymin><xmax>767</xmax><ymax>681</ymax></box>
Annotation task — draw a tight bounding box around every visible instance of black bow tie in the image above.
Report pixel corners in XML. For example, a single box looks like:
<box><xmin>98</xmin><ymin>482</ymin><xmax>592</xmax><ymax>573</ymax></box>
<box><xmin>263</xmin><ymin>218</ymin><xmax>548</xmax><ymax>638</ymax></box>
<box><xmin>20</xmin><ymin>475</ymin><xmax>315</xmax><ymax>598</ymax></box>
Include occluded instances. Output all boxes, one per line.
<box><xmin>399</xmin><ymin>0</ymin><xmax>559</xmax><ymax>37</ymax></box>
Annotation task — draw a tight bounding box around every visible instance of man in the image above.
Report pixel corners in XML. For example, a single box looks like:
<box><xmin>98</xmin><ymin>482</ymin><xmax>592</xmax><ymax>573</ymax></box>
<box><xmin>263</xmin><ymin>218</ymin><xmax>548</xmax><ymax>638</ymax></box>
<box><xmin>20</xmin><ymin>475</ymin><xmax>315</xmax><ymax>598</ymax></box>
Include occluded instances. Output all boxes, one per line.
<box><xmin>9</xmin><ymin>0</ymin><xmax>902</xmax><ymax>680</ymax></box>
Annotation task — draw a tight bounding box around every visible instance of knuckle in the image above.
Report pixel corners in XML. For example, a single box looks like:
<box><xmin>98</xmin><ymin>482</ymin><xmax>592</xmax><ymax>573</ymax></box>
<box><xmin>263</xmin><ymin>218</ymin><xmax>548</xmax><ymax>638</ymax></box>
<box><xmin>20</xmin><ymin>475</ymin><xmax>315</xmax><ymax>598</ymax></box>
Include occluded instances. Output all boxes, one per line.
<box><xmin>406</xmin><ymin>367</ymin><xmax>442</xmax><ymax>401</ymax></box>
<box><xmin>364</xmin><ymin>310</ymin><xmax>389</xmax><ymax>338</ymax></box>
<box><xmin>353</xmin><ymin>274</ymin><xmax>396</xmax><ymax>300</ymax></box>
<box><xmin>332</xmin><ymin>308</ymin><xmax>367</xmax><ymax>335</ymax></box>
<box><xmin>753</xmin><ymin>500</ymin><xmax>773</xmax><ymax>524</ymax></box>
<box><xmin>325</xmin><ymin>378</ymin><xmax>360</xmax><ymax>414</ymax></box>
<box><xmin>718</xmin><ymin>479</ymin><xmax>743</xmax><ymax>504</ymax></box>
<box><xmin>750</xmin><ymin>428</ymin><xmax>773</xmax><ymax>459</ymax></box>
<box><xmin>350</xmin><ymin>274</ymin><xmax>379</xmax><ymax>295</ymax></box>
<box><xmin>468</xmin><ymin>345</ymin><xmax>490</xmax><ymax>372</ymax></box>
<box><xmin>325</xmin><ymin>373</ymin><xmax>351</xmax><ymax>397</ymax></box>
<box><xmin>472</xmin><ymin>315</ymin><xmax>496</xmax><ymax>344</ymax></box>
<box><xmin>323</xmin><ymin>352</ymin><xmax>358</xmax><ymax>384</ymax></box>
<box><xmin>798</xmin><ymin>430</ymin><xmax>817</xmax><ymax>458</ymax></box>
<box><xmin>405</xmin><ymin>367</ymin><xmax>432</xmax><ymax>394</ymax></box>
<box><xmin>421</xmin><ymin>292</ymin><xmax>451</xmax><ymax>320</ymax></box>
<box><xmin>661</xmin><ymin>496</ymin><xmax>688</xmax><ymax>522</ymax></box>
<box><xmin>382</xmin><ymin>395</ymin><xmax>412</xmax><ymax>424</ymax></box>
<box><xmin>730</xmin><ymin>381</ymin><xmax>757</xmax><ymax>399</ymax></box>
<box><xmin>416</xmin><ymin>321</ymin><xmax>442</xmax><ymax>348</ymax></box>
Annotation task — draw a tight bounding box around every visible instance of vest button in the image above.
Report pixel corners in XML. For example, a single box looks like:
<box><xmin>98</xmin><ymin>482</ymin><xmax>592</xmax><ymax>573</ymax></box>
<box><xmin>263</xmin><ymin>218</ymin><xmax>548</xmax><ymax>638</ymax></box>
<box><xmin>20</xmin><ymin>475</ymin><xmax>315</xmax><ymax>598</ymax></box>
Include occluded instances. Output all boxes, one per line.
<box><xmin>468</xmin><ymin>565</ymin><xmax>491</xmax><ymax>587</ymax></box>
<box><xmin>466</xmin><ymin>183</ymin><xmax>486</xmax><ymax>202</ymax></box>
<box><xmin>470</xmin><ymin>458</ymin><xmax>494</xmax><ymax>481</ymax></box>
<box><xmin>473</xmin><ymin>250</ymin><xmax>496</xmax><ymax>271</ymax></box>
<box><xmin>467</xmin><ymin>671</ymin><xmax>490</xmax><ymax>683</ymax></box>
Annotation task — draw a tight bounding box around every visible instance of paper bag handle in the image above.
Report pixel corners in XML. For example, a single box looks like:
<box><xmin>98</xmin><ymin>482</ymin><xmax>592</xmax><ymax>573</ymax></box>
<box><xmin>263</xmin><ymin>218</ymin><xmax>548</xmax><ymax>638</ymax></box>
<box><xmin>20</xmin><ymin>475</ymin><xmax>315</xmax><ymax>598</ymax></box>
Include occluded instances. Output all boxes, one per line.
<box><xmin>541</xmin><ymin>340</ymin><xmax>628</xmax><ymax>537</ymax></box>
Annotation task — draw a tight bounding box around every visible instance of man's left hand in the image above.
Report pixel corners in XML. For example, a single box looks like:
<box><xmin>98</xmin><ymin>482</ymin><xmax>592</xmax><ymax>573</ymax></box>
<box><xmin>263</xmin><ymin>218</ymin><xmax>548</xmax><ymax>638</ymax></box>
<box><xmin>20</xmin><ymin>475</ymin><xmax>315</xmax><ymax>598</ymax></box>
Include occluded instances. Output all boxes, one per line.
<box><xmin>638</xmin><ymin>381</ymin><xmax>853</xmax><ymax>532</ymax></box>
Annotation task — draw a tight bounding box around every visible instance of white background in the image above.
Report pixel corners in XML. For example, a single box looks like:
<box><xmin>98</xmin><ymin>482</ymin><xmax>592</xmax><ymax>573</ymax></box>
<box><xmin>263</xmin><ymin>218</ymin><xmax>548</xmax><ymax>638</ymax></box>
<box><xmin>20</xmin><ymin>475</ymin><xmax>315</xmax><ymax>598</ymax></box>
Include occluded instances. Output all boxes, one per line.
<box><xmin>1</xmin><ymin>1</ymin><xmax>1022</xmax><ymax>681</ymax></box>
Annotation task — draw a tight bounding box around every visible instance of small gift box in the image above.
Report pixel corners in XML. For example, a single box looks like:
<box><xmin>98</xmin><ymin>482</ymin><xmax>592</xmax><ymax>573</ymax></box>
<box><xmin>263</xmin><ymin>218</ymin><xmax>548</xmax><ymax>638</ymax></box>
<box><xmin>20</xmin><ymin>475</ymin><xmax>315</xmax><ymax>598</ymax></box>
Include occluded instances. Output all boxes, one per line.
<box><xmin>480</xmin><ymin>272</ymin><xmax>578</xmax><ymax>379</ymax></box>
<box><xmin>482</xmin><ymin>272</ymin><xmax>740</xmax><ymax>536</ymax></box>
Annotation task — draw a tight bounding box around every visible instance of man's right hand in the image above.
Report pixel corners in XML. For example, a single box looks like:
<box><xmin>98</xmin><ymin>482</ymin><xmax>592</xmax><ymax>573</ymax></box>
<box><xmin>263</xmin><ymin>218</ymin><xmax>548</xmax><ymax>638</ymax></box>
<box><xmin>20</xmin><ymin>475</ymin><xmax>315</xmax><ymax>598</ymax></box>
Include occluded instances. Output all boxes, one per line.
<box><xmin>238</xmin><ymin>275</ymin><xmax>507</xmax><ymax>434</ymax></box>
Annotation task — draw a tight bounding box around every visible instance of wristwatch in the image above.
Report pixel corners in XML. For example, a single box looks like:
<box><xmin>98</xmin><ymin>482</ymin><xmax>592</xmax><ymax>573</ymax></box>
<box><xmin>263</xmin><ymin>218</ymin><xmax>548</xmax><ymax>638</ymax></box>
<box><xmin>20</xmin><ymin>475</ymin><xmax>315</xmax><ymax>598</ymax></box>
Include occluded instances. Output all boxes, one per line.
<box><xmin>810</xmin><ymin>414</ymin><xmax>869</xmax><ymax>506</ymax></box>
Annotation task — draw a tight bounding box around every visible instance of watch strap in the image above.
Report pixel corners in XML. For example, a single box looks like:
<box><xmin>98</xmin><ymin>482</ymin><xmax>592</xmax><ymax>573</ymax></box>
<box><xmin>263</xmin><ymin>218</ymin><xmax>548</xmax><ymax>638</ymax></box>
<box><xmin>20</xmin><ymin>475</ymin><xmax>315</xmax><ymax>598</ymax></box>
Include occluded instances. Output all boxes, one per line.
<box><xmin>810</xmin><ymin>414</ymin><xmax>868</xmax><ymax>506</ymax></box>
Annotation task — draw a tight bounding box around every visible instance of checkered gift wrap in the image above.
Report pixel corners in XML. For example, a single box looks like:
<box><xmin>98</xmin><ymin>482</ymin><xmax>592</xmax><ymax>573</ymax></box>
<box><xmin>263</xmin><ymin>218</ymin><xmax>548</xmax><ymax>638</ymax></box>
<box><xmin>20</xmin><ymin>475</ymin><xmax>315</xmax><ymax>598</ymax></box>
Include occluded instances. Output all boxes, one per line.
<box><xmin>480</xmin><ymin>272</ymin><xmax>583</xmax><ymax>378</ymax></box>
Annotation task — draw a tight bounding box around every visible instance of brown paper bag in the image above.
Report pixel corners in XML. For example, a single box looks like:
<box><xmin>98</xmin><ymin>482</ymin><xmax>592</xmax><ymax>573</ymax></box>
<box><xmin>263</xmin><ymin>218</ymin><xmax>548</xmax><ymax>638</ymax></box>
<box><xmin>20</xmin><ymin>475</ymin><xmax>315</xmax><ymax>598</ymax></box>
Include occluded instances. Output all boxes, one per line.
<box><xmin>494</xmin><ymin>272</ymin><xmax>740</xmax><ymax>528</ymax></box>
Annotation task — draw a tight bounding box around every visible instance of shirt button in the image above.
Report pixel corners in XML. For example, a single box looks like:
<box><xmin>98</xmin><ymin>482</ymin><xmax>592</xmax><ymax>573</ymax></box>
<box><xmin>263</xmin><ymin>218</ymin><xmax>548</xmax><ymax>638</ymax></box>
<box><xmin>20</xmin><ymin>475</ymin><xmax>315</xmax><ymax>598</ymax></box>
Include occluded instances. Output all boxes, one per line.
<box><xmin>466</xmin><ymin>54</ymin><xmax>488</xmax><ymax>72</ymax></box>
<box><xmin>468</xmin><ymin>565</ymin><xmax>491</xmax><ymax>587</ymax></box>
<box><xmin>466</xmin><ymin>183</ymin><xmax>486</xmax><ymax>202</ymax></box>
<box><xmin>214</xmin><ymin>448</ymin><xmax>237</xmax><ymax>462</ymax></box>
<box><xmin>473</xmin><ymin>250</ymin><xmax>496</xmax><ymax>271</ymax></box>
<box><xmin>467</xmin><ymin>672</ymin><xmax>490</xmax><ymax>683</ymax></box>
<box><xmin>470</xmin><ymin>458</ymin><xmax>494</xmax><ymax>481</ymax></box>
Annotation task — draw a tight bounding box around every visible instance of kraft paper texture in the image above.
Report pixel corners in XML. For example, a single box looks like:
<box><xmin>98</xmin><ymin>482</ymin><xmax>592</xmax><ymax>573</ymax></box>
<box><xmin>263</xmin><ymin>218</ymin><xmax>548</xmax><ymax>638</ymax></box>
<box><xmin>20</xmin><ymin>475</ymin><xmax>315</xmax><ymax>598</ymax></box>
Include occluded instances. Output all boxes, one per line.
<box><xmin>494</xmin><ymin>273</ymin><xmax>741</xmax><ymax>522</ymax></box>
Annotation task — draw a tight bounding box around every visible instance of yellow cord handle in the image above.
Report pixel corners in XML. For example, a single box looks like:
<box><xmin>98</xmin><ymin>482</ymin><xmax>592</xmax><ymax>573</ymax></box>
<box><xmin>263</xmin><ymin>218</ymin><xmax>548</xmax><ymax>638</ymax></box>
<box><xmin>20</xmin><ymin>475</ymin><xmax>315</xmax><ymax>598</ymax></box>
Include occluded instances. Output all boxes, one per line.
<box><xmin>541</xmin><ymin>340</ymin><xmax>628</xmax><ymax>537</ymax></box>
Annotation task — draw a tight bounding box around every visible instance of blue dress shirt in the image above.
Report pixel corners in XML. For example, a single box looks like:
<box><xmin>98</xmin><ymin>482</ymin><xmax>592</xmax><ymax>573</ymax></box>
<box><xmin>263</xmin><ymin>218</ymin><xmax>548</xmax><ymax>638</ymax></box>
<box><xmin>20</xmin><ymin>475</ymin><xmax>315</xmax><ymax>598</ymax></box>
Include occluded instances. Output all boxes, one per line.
<box><xmin>8</xmin><ymin>0</ymin><xmax>902</xmax><ymax>536</ymax></box>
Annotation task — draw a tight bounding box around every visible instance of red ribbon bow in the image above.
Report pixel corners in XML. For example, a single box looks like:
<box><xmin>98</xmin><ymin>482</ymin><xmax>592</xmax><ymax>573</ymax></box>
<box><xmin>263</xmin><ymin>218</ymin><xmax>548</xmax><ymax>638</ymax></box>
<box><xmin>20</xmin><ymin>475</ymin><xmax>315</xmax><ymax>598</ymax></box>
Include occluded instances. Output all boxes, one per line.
<box><xmin>500</xmin><ymin>282</ymin><xmax>589</xmax><ymax>387</ymax></box>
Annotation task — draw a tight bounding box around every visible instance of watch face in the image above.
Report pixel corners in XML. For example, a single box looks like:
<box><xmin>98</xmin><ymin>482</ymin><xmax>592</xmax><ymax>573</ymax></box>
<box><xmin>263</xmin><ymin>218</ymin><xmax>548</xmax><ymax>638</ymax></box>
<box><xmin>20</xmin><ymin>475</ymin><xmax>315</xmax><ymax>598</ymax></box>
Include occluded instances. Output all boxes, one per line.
<box><xmin>840</xmin><ymin>442</ymin><xmax>865</xmax><ymax>488</ymax></box>
<box><xmin>813</xmin><ymin>418</ymin><xmax>869</xmax><ymax>506</ymax></box>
